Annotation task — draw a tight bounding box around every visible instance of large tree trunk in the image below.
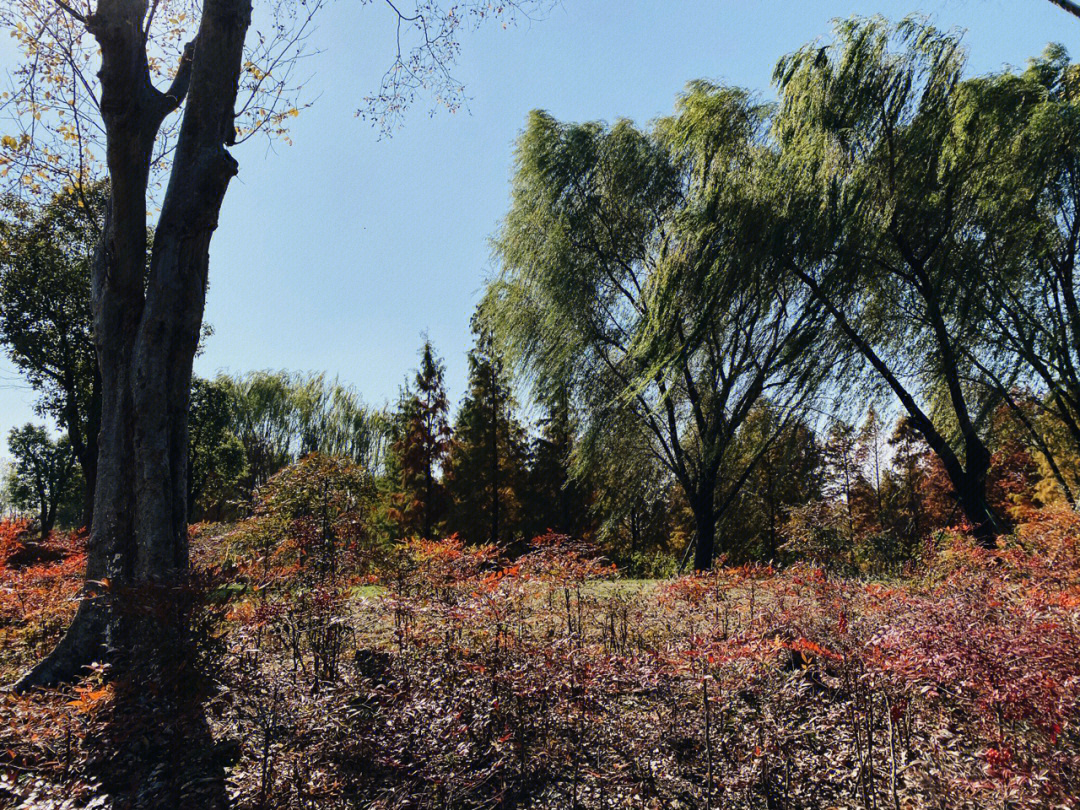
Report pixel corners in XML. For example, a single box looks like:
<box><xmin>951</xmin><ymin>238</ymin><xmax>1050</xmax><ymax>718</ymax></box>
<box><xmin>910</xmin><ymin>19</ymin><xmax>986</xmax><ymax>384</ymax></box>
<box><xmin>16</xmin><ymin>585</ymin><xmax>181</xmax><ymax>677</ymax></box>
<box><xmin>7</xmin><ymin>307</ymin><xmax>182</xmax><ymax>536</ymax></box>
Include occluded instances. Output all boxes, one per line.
<box><xmin>955</xmin><ymin>434</ymin><xmax>997</xmax><ymax>547</ymax></box>
<box><xmin>692</xmin><ymin>488</ymin><xmax>717</xmax><ymax>572</ymax></box>
<box><xmin>15</xmin><ymin>0</ymin><xmax>250</xmax><ymax>684</ymax></box>
<box><xmin>14</xmin><ymin>1</ymin><xmax>249</xmax><ymax>805</ymax></box>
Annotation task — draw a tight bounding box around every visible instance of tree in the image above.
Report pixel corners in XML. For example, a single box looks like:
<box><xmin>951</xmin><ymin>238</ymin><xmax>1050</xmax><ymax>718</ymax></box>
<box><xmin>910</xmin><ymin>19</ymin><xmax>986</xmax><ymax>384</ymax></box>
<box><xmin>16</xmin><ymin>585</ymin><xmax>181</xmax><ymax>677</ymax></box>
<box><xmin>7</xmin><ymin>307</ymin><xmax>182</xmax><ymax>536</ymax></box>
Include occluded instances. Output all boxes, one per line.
<box><xmin>957</xmin><ymin>47</ymin><xmax>1080</xmax><ymax>507</ymax></box>
<box><xmin>722</xmin><ymin>405</ymin><xmax>821</xmax><ymax>561</ymax></box>
<box><xmin>250</xmin><ymin>453</ymin><xmax>374</xmax><ymax>583</ymax></box>
<box><xmin>0</xmin><ymin>4</ymin><xmax>553</xmax><ymax>801</ymax></box>
<box><xmin>445</xmin><ymin>322</ymin><xmax>530</xmax><ymax>546</ymax></box>
<box><xmin>5</xmin><ymin>424</ymin><xmax>77</xmax><ymax>540</ymax></box>
<box><xmin>886</xmin><ymin>416</ymin><xmax>946</xmax><ymax>543</ymax></box>
<box><xmin>223</xmin><ymin>371</ymin><xmax>388</xmax><ymax>498</ymax></box>
<box><xmin>820</xmin><ymin>421</ymin><xmax>862</xmax><ymax>545</ymax></box>
<box><xmin>0</xmin><ymin>186</ymin><xmax>105</xmax><ymax>527</ymax></box>
<box><xmin>771</xmin><ymin>16</ymin><xmax>1025</xmax><ymax>546</ymax></box>
<box><xmin>187</xmin><ymin>376</ymin><xmax>247</xmax><ymax>521</ymax></box>
<box><xmin>525</xmin><ymin>389</ymin><xmax>592</xmax><ymax>540</ymax></box>
<box><xmin>487</xmin><ymin>85</ymin><xmax>830</xmax><ymax>570</ymax></box>
<box><xmin>226</xmin><ymin>371</ymin><xmax>300</xmax><ymax>493</ymax></box>
<box><xmin>0</xmin><ymin>0</ymin><xmax>288</xmax><ymax>698</ymax></box>
<box><xmin>388</xmin><ymin>340</ymin><xmax>452</xmax><ymax>540</ymax></box>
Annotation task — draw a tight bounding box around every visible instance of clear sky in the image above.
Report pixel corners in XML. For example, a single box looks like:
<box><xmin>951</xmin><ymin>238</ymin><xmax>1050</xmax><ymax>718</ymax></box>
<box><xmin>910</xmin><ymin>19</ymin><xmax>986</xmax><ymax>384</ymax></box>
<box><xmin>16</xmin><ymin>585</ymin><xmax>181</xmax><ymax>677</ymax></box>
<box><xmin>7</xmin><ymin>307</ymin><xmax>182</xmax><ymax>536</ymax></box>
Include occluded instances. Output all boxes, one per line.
<box><xmin>0</xmin><ymin>0</ymin><xmax>1074</xmax><ymax>449</ymax></box>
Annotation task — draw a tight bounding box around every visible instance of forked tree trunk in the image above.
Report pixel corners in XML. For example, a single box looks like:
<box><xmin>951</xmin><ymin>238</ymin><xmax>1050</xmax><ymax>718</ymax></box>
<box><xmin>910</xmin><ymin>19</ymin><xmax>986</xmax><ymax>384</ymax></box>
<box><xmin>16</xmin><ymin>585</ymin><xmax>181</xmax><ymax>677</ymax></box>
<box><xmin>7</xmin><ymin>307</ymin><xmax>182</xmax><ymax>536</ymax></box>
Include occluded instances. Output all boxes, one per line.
<box><xmin>14</xmin><ymin>5</ymin><xmax>249</xmax><ymax>805</ymax></box>
<box><xmin>16</xmin><ymin>0</ymin><xmax>252</xmax><ymax>695</ymax></box>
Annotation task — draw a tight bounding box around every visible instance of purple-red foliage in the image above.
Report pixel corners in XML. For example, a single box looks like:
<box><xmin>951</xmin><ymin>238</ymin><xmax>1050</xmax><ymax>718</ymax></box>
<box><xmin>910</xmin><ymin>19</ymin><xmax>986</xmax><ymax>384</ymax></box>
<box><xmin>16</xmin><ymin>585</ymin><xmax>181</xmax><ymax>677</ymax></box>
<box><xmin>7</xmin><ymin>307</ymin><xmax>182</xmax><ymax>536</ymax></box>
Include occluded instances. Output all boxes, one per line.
<box><xmin>4</xmin><ymin>515</ymin><xmax>1080</xmax><ymax>809</ymax></box>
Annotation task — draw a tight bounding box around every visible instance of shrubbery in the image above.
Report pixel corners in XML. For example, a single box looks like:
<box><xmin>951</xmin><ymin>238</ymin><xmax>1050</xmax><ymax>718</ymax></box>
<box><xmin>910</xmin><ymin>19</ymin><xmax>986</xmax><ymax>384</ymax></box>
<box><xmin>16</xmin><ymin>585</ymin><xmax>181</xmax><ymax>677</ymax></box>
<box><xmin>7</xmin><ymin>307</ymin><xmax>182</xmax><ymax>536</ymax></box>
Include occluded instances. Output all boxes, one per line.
<box><xmin>3</xmin><ymin>497</ymin><xmax>1080</xmax><ymax>808</ymax></box>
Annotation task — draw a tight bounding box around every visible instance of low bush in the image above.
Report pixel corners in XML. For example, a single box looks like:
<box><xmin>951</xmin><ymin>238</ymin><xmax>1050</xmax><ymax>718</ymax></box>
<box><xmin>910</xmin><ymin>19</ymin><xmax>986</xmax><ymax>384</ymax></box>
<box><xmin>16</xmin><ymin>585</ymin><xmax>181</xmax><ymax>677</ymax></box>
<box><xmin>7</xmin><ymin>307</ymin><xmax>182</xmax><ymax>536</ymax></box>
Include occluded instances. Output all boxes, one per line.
<box><xmin>3</xmin><ymin>509</ymin><xmax>1080</xmax><ymax>809</ymax></box>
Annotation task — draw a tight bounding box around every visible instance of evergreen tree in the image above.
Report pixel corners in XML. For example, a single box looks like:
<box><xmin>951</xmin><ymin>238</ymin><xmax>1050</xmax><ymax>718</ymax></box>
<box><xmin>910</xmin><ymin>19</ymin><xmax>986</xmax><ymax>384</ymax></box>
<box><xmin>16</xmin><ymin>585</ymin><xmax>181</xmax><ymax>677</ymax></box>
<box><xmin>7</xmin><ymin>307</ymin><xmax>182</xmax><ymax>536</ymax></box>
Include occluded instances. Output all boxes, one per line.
<box><xmin>820</xmin><ymin>421</ymin><xmax>863</xmax><ymax>543</ymax></box>
<box><xmin>389</xmin><ymin>341</ymin><xmax>453</xmax><ymax>539</ymax></box>
<box><xmin>722</xmin><ymin>405</ymin><xmax>821</xmax><ymax>561</ymax></box>
<box><xmin>855</xmin><ymin>408</ymin><xmax>888</xmax><ymax>531</ymax></box>
<box><xmin>445</xmin><ymin>322</ymin><xmax>529</xmax><ymax>546</ymax></box>
<box><xmin>525</xmin><ymin>390</ymin><xmax>592</xmax><ymax>539</ymax></box>
<box><xmin>887</xmin><ymin>417</ymin><xmax>942</xmax><ymax>547</ymax></box>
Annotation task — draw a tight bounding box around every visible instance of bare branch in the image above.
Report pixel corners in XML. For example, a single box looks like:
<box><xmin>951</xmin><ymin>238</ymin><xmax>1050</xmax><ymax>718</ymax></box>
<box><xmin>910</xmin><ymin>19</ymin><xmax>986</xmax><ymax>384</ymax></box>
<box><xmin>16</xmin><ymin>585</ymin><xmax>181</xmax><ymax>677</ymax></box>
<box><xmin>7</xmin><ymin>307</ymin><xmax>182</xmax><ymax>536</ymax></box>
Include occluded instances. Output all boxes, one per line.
<box><xmin>53</xmin><ymin>0</ymin><xmax>86</xmax><ymax>24</ymax></box>
<box><xmin>158</xmin><ymin>39</ymin><xmax>195</xmax><ymax>117</ymax></box>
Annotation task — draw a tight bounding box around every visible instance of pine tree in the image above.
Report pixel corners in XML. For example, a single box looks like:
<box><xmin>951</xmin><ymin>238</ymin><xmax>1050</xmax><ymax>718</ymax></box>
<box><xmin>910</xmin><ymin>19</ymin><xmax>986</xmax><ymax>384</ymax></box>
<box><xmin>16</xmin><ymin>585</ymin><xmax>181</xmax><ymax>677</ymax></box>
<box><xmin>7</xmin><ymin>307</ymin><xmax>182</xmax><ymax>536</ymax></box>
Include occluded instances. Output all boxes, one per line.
<box><xmin>820</xmin><ymin>421</ymin><xmax>863</xmax><ymax>542</ymax></box>
<box><xmin>388</xmin><ymin>341</ymin><xmax>452</xmax><ymax>540</ymax></box>
<box><xmin>717</xmin><ymin>404</ymin><xmax>821</xmax><ymax>562</ymax></box>
<box><xmin>526</xmin><ymin>390</ymin><xmax>592</xmax><ymax>539</ymax></box>
<box><xmin>445</xmin><ymin>323</ymin><xmax>529</xmax><ymax>546</ymax></box>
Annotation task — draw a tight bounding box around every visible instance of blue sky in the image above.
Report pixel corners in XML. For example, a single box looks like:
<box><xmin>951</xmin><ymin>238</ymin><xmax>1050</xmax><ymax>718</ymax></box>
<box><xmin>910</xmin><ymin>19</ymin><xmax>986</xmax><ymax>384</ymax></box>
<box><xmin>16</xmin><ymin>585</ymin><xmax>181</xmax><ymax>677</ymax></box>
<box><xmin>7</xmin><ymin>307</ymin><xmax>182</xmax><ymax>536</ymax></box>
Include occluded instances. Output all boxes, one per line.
<box><xmin>0</xmin><ymin>0</ymin><xmax>1073</xmax><ymax>447</ymax></box>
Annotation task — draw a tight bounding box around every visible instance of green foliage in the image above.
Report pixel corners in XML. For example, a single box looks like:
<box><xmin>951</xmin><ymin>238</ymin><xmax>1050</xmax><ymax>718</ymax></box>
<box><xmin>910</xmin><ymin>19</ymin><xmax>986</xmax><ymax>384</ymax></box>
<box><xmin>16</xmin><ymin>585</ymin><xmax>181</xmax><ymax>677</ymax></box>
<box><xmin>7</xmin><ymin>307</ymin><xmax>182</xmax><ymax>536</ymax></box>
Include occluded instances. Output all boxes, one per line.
<box><xmin>4</xmin><ymin>424</ymin><xmax>77</xmax><ymax>538</ymax></box>
<box><xmin>487</xmin><ymin>83</ymin><xmax>832</xmax><ymax>568</ymax></box>
<box><xmin>621</xmin><ymin>548</ymin><xmax>678</xmax><ymax>579</ymax></box>
<box><xmin>221</xmin><ymin>371</ymin><xmax>389</xmax><ymax>495</ymax></box>
<box><xmin>523</xmin><ymin>390</ymin><xmax>592</xmax><ymax>540</ymax></box>
<box><xmin>445</xmin><ymin>321</ymin><xmax>530</xmax><ymax>547</ymax></box>
<box><xmin>386</xmin><ymin>340</ymin><xmax>452</xmax><ymax>540</ymax></box>
<box><xmin>0</xmin><ymin>185</ymin><xmax>105</xmax><ymax>520</ymax></box>
<box><xmin>766</xmin><ymin>16</ymin><xmax>1080</xmax><ymax>542</ymax></box>
<box><xmin>246</xmin><ymin>453</ymin><xmax>377</xmax><ymax>582</ymax></box>
<box><xmin>188</xmin><ymin>377</ymin><xmax>248</xmax><ymax>521</ymax></box>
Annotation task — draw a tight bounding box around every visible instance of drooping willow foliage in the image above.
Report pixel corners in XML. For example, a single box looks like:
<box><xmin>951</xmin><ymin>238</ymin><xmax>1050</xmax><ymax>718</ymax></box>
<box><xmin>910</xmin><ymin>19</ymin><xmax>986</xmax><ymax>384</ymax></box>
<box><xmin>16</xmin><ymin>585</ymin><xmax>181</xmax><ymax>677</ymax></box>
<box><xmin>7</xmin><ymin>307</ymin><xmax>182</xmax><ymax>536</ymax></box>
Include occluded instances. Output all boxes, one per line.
<box><xmin>486</xmin><ymin>15</ymin><xmax>1080</xmax><ymax>562</ymax></box>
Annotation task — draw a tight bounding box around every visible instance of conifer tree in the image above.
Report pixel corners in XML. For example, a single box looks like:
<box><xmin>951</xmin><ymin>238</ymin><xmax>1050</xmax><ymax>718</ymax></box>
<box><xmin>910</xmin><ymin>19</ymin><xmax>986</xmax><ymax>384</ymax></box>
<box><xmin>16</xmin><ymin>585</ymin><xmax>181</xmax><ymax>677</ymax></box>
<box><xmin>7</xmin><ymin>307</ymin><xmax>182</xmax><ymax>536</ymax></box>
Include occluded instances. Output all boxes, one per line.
<box><xmin>526</xmin><ymin>391</ymin><xmax>591</xmax><ymax>539</ymax></box>
<box><xmin>722</xmin><ymin>405</ymin><xmax>821</xmax><ymax>561</ymax></box>
<box><xmin>445</xmin><ymin>322</ymin><xmax>529</xmax><ymax>546</ymax></box>
<box><xmin>389</xmin><ymin>341</ymin><xmax>453</xmax><ymax>540</ymax></box>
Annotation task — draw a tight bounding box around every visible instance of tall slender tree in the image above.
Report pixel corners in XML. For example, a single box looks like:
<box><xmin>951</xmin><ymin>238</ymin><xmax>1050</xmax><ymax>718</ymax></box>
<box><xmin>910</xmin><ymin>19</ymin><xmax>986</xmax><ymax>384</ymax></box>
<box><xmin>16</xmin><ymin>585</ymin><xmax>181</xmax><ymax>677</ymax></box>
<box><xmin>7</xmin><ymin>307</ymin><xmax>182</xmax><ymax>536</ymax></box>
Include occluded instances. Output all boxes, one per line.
<box><xmin>445</xmin><ymin>322</ymin><xmax>529</xmax><ymax>546</ymax></box>
<box><xmin>722</xmin><ymin>405</ymin><xmax>821</xmax><ymax>561</ymax></box>
<box><xmin>526</xmin><ymin>389</ymin><xmax>592</xmax><ymax>539</ymax></box>
<box><xmin>389</xmin><ymin>340</ymin><xmax>452</xmax><ymax>540</ymax></box>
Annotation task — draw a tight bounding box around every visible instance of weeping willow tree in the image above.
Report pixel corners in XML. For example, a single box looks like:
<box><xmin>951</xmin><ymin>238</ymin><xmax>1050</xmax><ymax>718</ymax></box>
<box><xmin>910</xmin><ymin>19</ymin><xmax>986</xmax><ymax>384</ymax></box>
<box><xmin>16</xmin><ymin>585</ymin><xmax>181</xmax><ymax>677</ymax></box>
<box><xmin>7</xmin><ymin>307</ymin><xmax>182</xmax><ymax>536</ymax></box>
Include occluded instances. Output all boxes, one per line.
<box><xmin>766</xmin><ymin>16</ymin><xmax>1051</xmax><ymax>546</ymax></box>
<box><xmin>486</xmin><ymin>85</ymin><xmax>832</xmax><ymax>570</ymax></box>
<box><xmin>955</xmin><ymin>46</ymin><xmax>1080</xmax><ymax>506</ymax></box>
<box><xmin>221</xmin><ymin>371</ymin><xmax>389</xmax><ymax>494</ymax></box>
